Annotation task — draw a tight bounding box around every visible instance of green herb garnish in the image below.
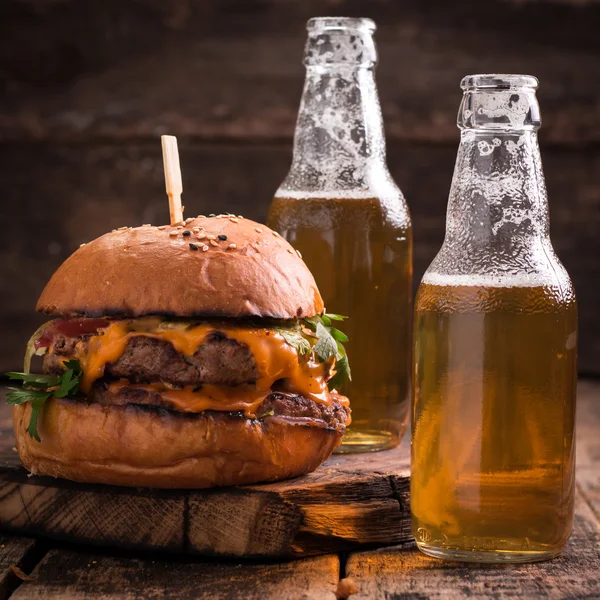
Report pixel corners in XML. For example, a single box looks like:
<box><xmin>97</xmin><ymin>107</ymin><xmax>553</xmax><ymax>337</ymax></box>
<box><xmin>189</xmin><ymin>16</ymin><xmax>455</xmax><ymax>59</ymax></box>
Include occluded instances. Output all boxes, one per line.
<box><xmin>297</xmin><ymin>313</ymin><xmax>351</xmax><ymax>391</ymax></box>
<box><xmin>273</xmin><ymin>327</ymin><xmax>312</xmax><ymax>356</ymax></box>
<box><xmin>5</xmin><ymin>360</ymin><xmax>82</xmax><ymax>442</ymax></box>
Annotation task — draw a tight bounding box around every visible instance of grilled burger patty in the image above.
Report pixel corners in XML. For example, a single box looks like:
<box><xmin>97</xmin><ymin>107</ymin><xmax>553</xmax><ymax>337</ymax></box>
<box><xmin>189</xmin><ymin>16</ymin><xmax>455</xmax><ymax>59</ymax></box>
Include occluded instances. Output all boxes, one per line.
<box><xmin>91</xmin><ymin>383</ymin><xmax>349</xmax><ymax>431</ymax></box>
<box><xmin>45</xmin><ymin>332</ymin><xmax>259</xmax><ymax>387</ymax></box>
<box><xmin>43</xmin><ymin>330</ymin><xmax>350</xmax><ymax>431</ymax></box>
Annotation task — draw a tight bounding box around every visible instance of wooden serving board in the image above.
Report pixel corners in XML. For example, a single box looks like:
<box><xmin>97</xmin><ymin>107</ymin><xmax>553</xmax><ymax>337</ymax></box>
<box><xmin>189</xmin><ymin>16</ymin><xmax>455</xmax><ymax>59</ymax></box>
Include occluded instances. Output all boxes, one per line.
<box><xmin>0</xmin><ymin>398</ymin><xmax>410</xmax><ymax>559</ymax></box>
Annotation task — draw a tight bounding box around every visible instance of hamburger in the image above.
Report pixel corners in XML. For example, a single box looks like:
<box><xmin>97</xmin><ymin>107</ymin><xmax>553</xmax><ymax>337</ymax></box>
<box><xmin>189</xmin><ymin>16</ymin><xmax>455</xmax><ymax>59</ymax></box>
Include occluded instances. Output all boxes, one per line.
<box><xmin>7</xmin><ymin>215</ymin><xmax>351</xmax><ymax>488</ymax></box>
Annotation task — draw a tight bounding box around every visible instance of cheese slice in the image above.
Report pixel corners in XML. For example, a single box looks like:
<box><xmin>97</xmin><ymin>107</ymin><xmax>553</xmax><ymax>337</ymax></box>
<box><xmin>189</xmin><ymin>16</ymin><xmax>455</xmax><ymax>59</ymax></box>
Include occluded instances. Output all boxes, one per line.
<box><xmin>107</xmin><ymin>380</ymin><xmax>268</xmax><ymax>417</ymax></box>
<box><xmin>61</xmin><ymin>319</ymin><xmax>333</xmax><ymax>407</ymax></box>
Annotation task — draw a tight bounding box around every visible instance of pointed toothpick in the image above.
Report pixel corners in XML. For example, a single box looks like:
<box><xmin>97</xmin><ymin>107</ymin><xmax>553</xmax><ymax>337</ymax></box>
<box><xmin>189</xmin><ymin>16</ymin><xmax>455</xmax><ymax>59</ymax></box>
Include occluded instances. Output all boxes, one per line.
<box><xmin>161</xmin><ymin>135</ymin><xmax>184</xmax><ymax>225</ymax></box>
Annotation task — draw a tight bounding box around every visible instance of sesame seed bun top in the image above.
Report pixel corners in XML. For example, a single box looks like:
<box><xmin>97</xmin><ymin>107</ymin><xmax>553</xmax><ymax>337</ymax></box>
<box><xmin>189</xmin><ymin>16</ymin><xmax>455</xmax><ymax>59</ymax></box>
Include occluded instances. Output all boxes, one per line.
<box><xmin>36</xmin><ymin>215</ymin><xmax>325</xmax><ymax>319</ymax></box>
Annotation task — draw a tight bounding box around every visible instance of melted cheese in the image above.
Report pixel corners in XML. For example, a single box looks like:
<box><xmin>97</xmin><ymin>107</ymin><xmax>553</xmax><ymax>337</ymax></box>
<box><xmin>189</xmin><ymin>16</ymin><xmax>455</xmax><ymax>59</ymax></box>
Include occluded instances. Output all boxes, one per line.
<box><xmin>107</xmin><ymin>380</ymin><xmax>268</xmax><ymax>417</ymax></box>
<box><xmin>65</xmin><ymin>320</ymin><xmax>332</xmax><ymax>406</ymax></box>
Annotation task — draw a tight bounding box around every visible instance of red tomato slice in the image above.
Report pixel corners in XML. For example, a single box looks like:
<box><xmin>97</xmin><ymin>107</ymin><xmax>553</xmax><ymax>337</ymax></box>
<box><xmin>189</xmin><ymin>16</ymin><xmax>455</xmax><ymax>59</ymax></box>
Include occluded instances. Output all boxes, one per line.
<box><xmin>34</xmin><ymin>318</ymin><xmax>111</xmax><ymax>349</ymax></box>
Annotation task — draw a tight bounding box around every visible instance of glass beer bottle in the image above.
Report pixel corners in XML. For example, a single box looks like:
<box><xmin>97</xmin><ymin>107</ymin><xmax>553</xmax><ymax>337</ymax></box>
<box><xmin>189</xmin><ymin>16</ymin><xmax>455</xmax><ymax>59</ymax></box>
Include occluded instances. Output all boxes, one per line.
<box><xmin>268</xmin><ymin>18</ymin><xmax>412</xmax><ymax>453</ymax></box>
<box><xmin>411</xmin><ymin>75</ymin><xmax>577</xmax><ymax>562</ymax></box>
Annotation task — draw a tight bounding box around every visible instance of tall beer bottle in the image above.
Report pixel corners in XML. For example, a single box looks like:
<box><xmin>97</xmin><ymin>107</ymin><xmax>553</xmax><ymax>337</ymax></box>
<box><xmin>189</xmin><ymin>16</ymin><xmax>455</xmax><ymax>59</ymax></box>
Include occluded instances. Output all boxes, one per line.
<box><xmin>411</xmin><ymin>75</ymin><xmax>577</xmax><ymax>562</ymax></box>
<box><xmin>268</xmin><ymin>18</ymin><xmax>413</xmax><ymax>453</ymax></box>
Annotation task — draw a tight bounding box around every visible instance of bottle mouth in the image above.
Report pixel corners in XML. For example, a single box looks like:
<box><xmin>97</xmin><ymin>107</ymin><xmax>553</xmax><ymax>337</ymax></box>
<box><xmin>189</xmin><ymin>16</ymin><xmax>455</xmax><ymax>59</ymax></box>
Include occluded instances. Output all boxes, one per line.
<box><xmin>461</xmin><ymin>74</ymin><xmax>539</xmax><ymax>91</ymax></box>
<box><xmin>307</xmin><ymin>17</ymin><xmax>376</xmax><ymax>33</ymax></box>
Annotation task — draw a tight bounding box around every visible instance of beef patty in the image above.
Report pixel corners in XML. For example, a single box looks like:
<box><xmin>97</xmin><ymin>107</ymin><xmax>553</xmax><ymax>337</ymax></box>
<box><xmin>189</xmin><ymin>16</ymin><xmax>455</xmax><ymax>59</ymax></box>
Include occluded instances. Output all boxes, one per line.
<box><xmin>91</xmin><ymin>382</ymin><xmax>349</xmax><ymax>431</ymax></box>
<box><xmin>45</xmin><ymin>332</ymin><xmax>259</xmax><ymax>387</ymax></box>
<box><xmin>44</xmin><ymin>330</ymin><xmax>349</xmax><ymax>431</ymax></box>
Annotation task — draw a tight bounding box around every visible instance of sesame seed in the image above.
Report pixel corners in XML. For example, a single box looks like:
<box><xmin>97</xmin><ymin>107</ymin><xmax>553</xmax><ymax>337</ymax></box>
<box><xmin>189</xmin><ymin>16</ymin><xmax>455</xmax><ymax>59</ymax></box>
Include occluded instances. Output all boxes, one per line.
<box><xmin>189</xmin><ymin>243</ymin><xmax>199</xmax><ymax>251</ymax></box>
<box><xmin>118</xmin><ymin>226</ymin><xmax>128</xmax><ymax>231</ymax></box>
<box><xmin>192</xmin><ymin>227</ymin><xmax>200</xmax><ymax>233</ymax></box>
<box><xmin>209</xmin><ymin>214</ymin><xmax>216</xmax><ymax>217</ymax></box>
<box><xmin>202</xmin><ymin>244</ymin><xmax>209</xmax><ymax>252</ymax></box>
<box><xmin>272</xmin><ymin>231</ymin><xmax>280</xmax><ymax>237</ymax></box>
<box><xmin>80</xmin><ymin>243</ymin><xmax>86</xmax><ymax>247</ymax></box>
<box><xmin>169</xmin><ymin>231</ymin><xmax>178</xmax><ymax>237</ymax></box>
<box><xmin>287</xmin><ymin>248</ymin><xmax>294</xmax><ymax>254</ymax></box>
<box><xmin>238</xmin><ymin>215</ymin><xmax>244</xmax><ymax>219</ymax></box>
<box><xmin>210</xmin><ymin>239</ymin><xmax>218</xmax><ymax>247</ymax></box>
<box><xmin>229</xmin><ymin>217</ymin><xmax>239</xmax><ymax>223</ymax></box>
<box><xmin>143</xmin><ymin>223</ymin><xmax>151</xmax><ymax>227</ymax></box>
<box><xmin>218</xmin><ymin>234</ymin><xmax>227</xmax><ymax>241</ymax></box>
<box><xmin>197</xmin><ymin>232</ymin><xmax>206</xmax><ymax>240</ymax></box>
<box><xmin>185</xmin><ymin>217</ymin><xmax>194</xmax><ymax>224</ymax></box>
<box><xmin>255</xmin><ymin>227</ymin><xmax>263</xmax><ymax>233</ymax></box>
<box><xmin>157</xmin><ymin>225</ymin><xmax>166</xmax><ymax>230</ymax></box>
<box><xmin>206</xmin><ymin>234</ymin><xmax>216</xmax><ymax>240</ymax></box>
<box><xmin>183</xmin><ymin>230</ymin><xmax>191</xmax><ymax>237</ymax></box>
<box><xmin>198</xmin><ymin>215</ymin><xmax>206</xmax><ymax>218</ymax></box>
<box><xmin>216</xmin><ymin>215</ymin><xmax>224</xmax><ymax>219</ymax></box>
<box><xmin>296</xmin><ymin>249</ymin><xmax>302</xmax><ymax>258</ymax></box>
<box><xmin>228</xmin><ymin>243</ymin><xmax>237</xmax><ymax>249</ymax></box>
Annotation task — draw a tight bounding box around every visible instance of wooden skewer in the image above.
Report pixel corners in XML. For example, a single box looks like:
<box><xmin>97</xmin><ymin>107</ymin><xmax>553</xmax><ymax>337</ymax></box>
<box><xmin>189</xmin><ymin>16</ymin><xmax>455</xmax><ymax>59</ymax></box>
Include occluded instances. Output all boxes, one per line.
<box><xmin>161</xmin><ymin>135</ymin><xmax>184</xmax><ymax>225</ymax></box>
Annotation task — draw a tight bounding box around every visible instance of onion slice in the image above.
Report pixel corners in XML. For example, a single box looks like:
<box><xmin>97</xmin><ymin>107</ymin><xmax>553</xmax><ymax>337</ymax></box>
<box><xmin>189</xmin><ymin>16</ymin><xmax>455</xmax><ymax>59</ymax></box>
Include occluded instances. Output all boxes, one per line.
<box><xmin>23</xmin><ymin>320</ymin><xmax>55</xmax><ymax>373</ymax></box>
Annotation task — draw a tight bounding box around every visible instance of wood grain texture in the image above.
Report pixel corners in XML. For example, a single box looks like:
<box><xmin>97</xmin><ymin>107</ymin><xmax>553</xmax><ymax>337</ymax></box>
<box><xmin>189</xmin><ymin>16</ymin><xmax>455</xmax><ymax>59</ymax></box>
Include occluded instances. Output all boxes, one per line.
<box><xmin>0</xmin><ymin>534</ymin><xmax>40</xmax><ymax>600</ymax></box>
<box><xmin>0</xmin><ymin>383</ymin><xmax>599</xmax><ymax>597</ymax></box>
<box><xmin>344</xmin><ymin>490</ymin><xmax>600</xmax><ymax>599</ymax></box>
<box><xmin>1</xmin><ymin>0</ymin><xmax>599</xmax><ymax>145</ymax></box>
<box><xmin>577</xmin><ymin>380</ymin><xmax>600</xmax><ymax>523</ymax></box>
<box><xmin>0</xmin><ymin>393</ymin><xmax>410</xmax><ymax>559</ymax></box>
<box><xmin>9</xmin><ymin>551</ymin><xmax>339</xmax><ymax>600</ymax></box>
<box><xmin>576</xmin><ymin>380</ymin><xmax>600</xmax><ymax>469</ymax></box>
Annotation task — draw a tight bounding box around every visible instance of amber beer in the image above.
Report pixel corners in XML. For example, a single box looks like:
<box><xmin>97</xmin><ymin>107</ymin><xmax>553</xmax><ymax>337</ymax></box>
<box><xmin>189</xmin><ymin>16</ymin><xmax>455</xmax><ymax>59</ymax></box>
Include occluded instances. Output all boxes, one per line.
<box><xmin>268</xmin><ymin>18</ymin><xmax>412</xmax><ymax>452</ymax></box>
<box><xmin>411</xmin><ymin>75</ymin><xmax>577</xmax><ymax>562</ymax></box>
<box><xmin>412</xmin><ymin>280</ymin><xmax>577</xmax><ymax>559</ymax></box>
<box><xmin>269</xmin><ymin>195</ymin><xmax>412</xmax><ymax>450</ymax></box>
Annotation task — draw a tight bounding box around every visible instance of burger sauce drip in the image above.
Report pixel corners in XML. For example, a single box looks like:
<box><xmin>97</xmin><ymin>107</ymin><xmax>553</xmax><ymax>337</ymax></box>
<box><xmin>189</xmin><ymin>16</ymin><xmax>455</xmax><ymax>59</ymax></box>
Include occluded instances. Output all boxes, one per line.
<box><xmin>69</xmin><ymin>320</ymin><xmax>333</xmax><ymax>411</ymax></box>
<box><xmin>105</xmin><ymin>380</ymin><xmax>269</xmax><ymax>416</ymax></box>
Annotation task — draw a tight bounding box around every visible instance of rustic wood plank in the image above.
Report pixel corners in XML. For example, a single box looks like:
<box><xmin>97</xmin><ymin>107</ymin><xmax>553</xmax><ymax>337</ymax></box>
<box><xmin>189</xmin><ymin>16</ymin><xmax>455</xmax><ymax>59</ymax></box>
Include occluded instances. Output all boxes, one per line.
<box><xmin>575</xmin><ymin>380</ymin><xmax>600</xmax><ymax>469</ymax></box>
<box><xmin>1</xmin><ymin>142</ymin><xmax>600</xmax><ymax>374</ymax></box>
<box><xmin>0</xmin><ymin>533</ymin><xmax>40</xmax><ymax>600</ymax></box>
<box><xmin>578</xmin><ymin>468</ymin><xmax>600</xmax><ymax>526</ymax></box>
<box><xmin>0</xmin><ymin>395</ymin><xmax>410</xmax><ymax>559</ymax></box>
<box><xmin>10</xmin><ymin>550</ymin><xmax>339</xmax><ymax>600</ymax></box>
<box><xmin>575</xmin><ymin>380</ymin><xmax>600</xmax><ymax>525</ymax></box>
<box><xmin>1</xmin><ymin>0</ymin><xmax>599</xmax><ymax>145</ymax></box>
<box><xmin>344</xmin><ymin>490</ymin><xmax>600</xmax><ymax>599</ymax></box>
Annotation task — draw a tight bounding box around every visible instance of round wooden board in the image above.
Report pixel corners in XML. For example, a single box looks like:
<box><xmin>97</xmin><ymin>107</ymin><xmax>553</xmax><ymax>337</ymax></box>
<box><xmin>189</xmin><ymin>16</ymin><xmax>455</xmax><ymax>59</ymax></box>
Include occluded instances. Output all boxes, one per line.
<box><xmin>0</xmin><ymin>396</ymin><xmax>410</xmax><ymax>559</ymax></box>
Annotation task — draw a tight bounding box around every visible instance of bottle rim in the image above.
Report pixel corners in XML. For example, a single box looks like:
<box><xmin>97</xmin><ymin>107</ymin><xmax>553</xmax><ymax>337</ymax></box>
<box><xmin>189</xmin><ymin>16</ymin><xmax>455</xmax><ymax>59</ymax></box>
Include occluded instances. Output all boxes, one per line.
<box><xmin>306</xmin><ymin>17</ymin><xmax>376</xmax><ymax>33</ymax></box>
<box><xmin>461</xmin><ymin>74</ymin><xmax>539</xmax><ymax>91</ymax></box>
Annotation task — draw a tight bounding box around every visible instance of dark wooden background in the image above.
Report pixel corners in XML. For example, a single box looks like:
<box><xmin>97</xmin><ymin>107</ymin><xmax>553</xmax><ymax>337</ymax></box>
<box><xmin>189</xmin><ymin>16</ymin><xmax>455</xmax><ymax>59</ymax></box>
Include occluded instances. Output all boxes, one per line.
<box><xmin>1</xmin><ymin>0</ymin><xmax>599</xmax><ymax>373</ymax></box>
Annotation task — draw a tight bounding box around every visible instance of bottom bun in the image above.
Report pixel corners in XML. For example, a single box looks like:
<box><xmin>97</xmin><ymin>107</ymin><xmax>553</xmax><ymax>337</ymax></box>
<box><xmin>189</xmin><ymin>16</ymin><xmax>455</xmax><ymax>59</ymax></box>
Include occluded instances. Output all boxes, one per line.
<box><xmin>13</xmin><ymin>398</ymin><xmax>344</xmax><ymax>488</ymax></box>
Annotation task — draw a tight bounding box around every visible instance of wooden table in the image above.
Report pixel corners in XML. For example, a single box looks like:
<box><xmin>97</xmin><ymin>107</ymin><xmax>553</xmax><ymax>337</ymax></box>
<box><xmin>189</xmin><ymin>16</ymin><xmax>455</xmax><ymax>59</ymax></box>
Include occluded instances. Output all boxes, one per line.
<box><xmin>1</xmin><ymin>382</ymin><xmax>599</xmax><ymax>599</ymax></box>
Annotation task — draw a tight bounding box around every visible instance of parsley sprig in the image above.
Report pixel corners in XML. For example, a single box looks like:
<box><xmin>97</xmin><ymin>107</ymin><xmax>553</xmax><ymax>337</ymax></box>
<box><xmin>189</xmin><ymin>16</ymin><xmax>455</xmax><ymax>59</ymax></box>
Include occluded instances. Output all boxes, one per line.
<box><xmin>5</xmin><ymin>360</ymin><xmax>82</xmax><ymax>442</ymax></box>
<box><xmin>276</xmin><ymin>313</ymin><xmax>351</xmax><ymax>391</ymax></box>
<box><xmin>303</xmin><ymin>314</ymin><xmax>351</xmax><ymax>391</ymax></box>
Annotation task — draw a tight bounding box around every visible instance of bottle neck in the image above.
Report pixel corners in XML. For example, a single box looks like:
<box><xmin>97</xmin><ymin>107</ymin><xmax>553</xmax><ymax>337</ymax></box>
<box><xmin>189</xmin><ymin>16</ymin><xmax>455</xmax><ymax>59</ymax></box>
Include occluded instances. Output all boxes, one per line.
<box><xmin>279</xmin><ymin>65</ymin><xmax>390</xmax><ymax>196</ymax></box>
<box><xmin>424</xmin><ymin>75</ymin><xmax>569</xmax><ymax>287</ymax></box>
<box><xmin>446</xmin><ymin>129</ymin><xmax>549</xmax><ymax>244</ymax></box>
<box><xmin>425</xmin><ymin>127</ymin><xmax>560</xmax><ymax>286</ymax></box>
